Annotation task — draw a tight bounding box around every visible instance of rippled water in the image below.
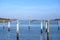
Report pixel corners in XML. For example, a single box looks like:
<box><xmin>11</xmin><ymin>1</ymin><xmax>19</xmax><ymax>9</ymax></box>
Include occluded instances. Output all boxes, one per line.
<box><xmin>0</xmin><ymin>21</ymin><xmax>60</xmax><ymax>40</ymax></box>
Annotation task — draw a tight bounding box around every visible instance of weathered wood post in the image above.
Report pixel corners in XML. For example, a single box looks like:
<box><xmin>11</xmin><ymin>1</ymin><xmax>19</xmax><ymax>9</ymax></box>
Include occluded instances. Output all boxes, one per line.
<box><xmin>16</xmin><ymin>20</ymin><xmax>19</xmax><ymax>40</ymax></box>
<box><xmin>40</xmin><ymin>20</ymin><xmax>44</xmax><ymax>40</ymax></box>
<box><xmin>58</xmin><ymin>21</ymin><xmax>60</xmax><ymax>31</ymax></box>
<box><xmin>8</xmin><ymin>22</ymin><xmax>10</xmax><ymax>32</ymax></box>
<box><xmin>45</xmin><ymin>20</ymin><xmax>49</xmax><ymax>40</ymax></box>
<box><xmin>28</xmin><ymin>19</ymin><xmax>30</xmax><ymax>31</ymax></box>
<box><xmin>8</xmin><ymin>21</ymin><xmax>10</xmax><ymax>40</ymax></box>
<box><xmin>41</xmin><ymin>21</ymin><xmax>43</xmax><ymax>33</ymax></box>
<box><xmin>46</xmin><ymin>20</ymin><xmax>49</xmax><ymax>33</ymax></box>
<box><xmin>46</xmin><ymin>21</ymin><xmax>47</xmax><ymax>32</ymax></box>
<box><xmin>3</xmin><ymin>20</ymin><xmax>5</xmax><ymax>30</ymax></box>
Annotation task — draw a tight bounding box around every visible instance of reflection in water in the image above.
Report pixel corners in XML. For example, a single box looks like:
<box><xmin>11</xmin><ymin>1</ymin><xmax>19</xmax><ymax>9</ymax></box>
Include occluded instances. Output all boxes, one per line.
<box><xmin>2</xmin><ymin>29</ymin><xmax>4</xmax><ymax>40</ymax></box>
<box><xmin>8</xmin><ymin>31</ymin><xmax>10</xmax><ymax>40</ymax></box>
<box><xmin>8</xmin><ymin>28</ymin><xmax>10</xmax><ymax>32</ymax></box>
<box><xmin>8</xmin><ymin>27</ymin><xmax>10</xmax><ymax>40</ymax></box>
<box><xmin>28</xmin><ymin>26</ymin><xmax>30</xmax><ymax>32</ymax></box>
<box><xmin>40</xmin><ymin>33</ymin><xmax>42</xmax><ymax>40</ymax></box>
<box><xmin>28</xmin><ymin>30</ymin><xmax>30</xmax><ymax>40</ymax></box>
<box><xmin>46</xmin><ymin>32</ymin><xmax>49</xmax><ymax>40</ymax></box>
<box><xmin>58</xmin><ymin>26</ymin><xmax>60</xmax><ymax>31</ymax></box>
<box><xmin>3</xmin><ymin>26</ymin><xmax>4</xmax><ymax>31</ymax></box>
<box><xmin>16</xmin><ymin>32</ymin><xmax>19</xmax><ymax>40</ymax></box>
<box><xmin>8</xmin><ymin>28</ymin><xmax>10</xmax><ymax>40</ymax></box>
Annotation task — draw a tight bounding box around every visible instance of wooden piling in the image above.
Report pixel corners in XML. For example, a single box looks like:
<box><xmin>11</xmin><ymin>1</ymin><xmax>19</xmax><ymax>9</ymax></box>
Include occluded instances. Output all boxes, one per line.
<box><xmin>28</xmin><ymin>19</ymin><xmax>30</xmax><ymax>31</ymax></box>
<box><xmin>46</xmin><ymin>20</ymin><xmax>49</xmax><ymax>33</ymax></box>
<box><xmin>16</xmin><ymin>20</ymin><xmax>19</xmax><ymax>40</ymax></box>
<box><xmin>8</xmin><ymin>22</ymin><xmax>10</xmax><ymax>32</ymax></box>
<box><xmin>8</xmin><ymin>21</ymin><xmax>10</xmax><ymax>40</ymax></box>
<box><xmin>46</xmin><ymin>20</ymin><xmax>49</xmax><ymax>40</ymax></box>
<box><xmin>58</xmin><ymin>21</ymin><xmax>60</xmax><ymax>30</ymax></box>
<box><xmin>3</xmin><ymin>20</ymin><xmax>5</xmax><ymax>30</ymax></box>
<box><xmin>41</xmin><ymin>21</ymin><xmax>43</xmax><ymax>33</ymax></box>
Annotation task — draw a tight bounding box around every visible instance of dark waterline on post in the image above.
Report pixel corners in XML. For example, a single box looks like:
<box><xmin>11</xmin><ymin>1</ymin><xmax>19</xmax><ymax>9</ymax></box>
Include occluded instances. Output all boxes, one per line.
<box><xmin>3</xmin><ymin>26</ymin><xmax>4</xmax><ymax>31</ymax></box>
<box><xmin>45</xmin><ymin>20</ymin><xmax>49</xmax><ymax>33</ymax></box>
<box><xmin>0</xmin><ymin>19</ymin><xmax>60</xmax><ymax>40</ymax></box>
<box><xmin>28</xmin><ymin>20</ymin><xmax>30</xmax><ymax>31</ymax></box>
<box><xmin>46</xmin><ymin>32</ymin><xmax>49</xmax><ymax>40</ymax></box>
<box><xmin>16</xmin><ymin>32</ymin><xmax>19</xmax><ymax>40</ymax></box>
<box><xmin>40</xmin><ymin>32</ymin><xmax>42</xmax><ymax>40</ymax></box>
<box><xmin>28</xmin><ymin>26</ymin><xmax>30</xmax><ymax>32</ymax></box>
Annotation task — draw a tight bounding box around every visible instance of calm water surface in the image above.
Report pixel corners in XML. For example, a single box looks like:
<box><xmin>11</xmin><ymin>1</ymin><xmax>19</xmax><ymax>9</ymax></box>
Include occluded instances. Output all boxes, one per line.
<box><xmin>0</xmin><ymin>21</ymin><xmax>60</xmax><ymax>40</ymax></box>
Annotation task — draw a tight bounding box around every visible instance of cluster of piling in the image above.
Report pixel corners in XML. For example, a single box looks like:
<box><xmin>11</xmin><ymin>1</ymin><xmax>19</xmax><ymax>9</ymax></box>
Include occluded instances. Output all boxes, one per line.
<box><xmin>1</xmin><ymin>19</ymin><xmax>60</xmax><ymax>40</ymax></box>
<box><xmin>1</xmin><ymin>19</ymin><xmax>19</xmax><ymax>40</ymax></box>
<box><xmin>40</xmin><ymin>20</ymin><xmax>50</xmax><ymax>40</ymax></box>
<box><xmin>40</xmin><ymin>20</ymin><xmax>49</xmax><ymax>34</ymax></box>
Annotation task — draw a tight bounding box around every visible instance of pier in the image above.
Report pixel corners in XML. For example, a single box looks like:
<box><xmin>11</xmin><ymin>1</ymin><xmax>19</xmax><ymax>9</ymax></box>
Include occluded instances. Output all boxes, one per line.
<box><xmin>0</xmin><ymin>18</ymin><xmax>19</xmax><ymax>40</ymax></box>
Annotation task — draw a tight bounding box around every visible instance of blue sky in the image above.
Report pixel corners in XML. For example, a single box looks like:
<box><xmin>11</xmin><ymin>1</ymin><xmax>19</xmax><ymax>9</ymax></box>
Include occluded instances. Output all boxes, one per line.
<box><xmin>0</xmin><ymin>0</ymin><xmax>60</xmax><ymax>20</ymax></box>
